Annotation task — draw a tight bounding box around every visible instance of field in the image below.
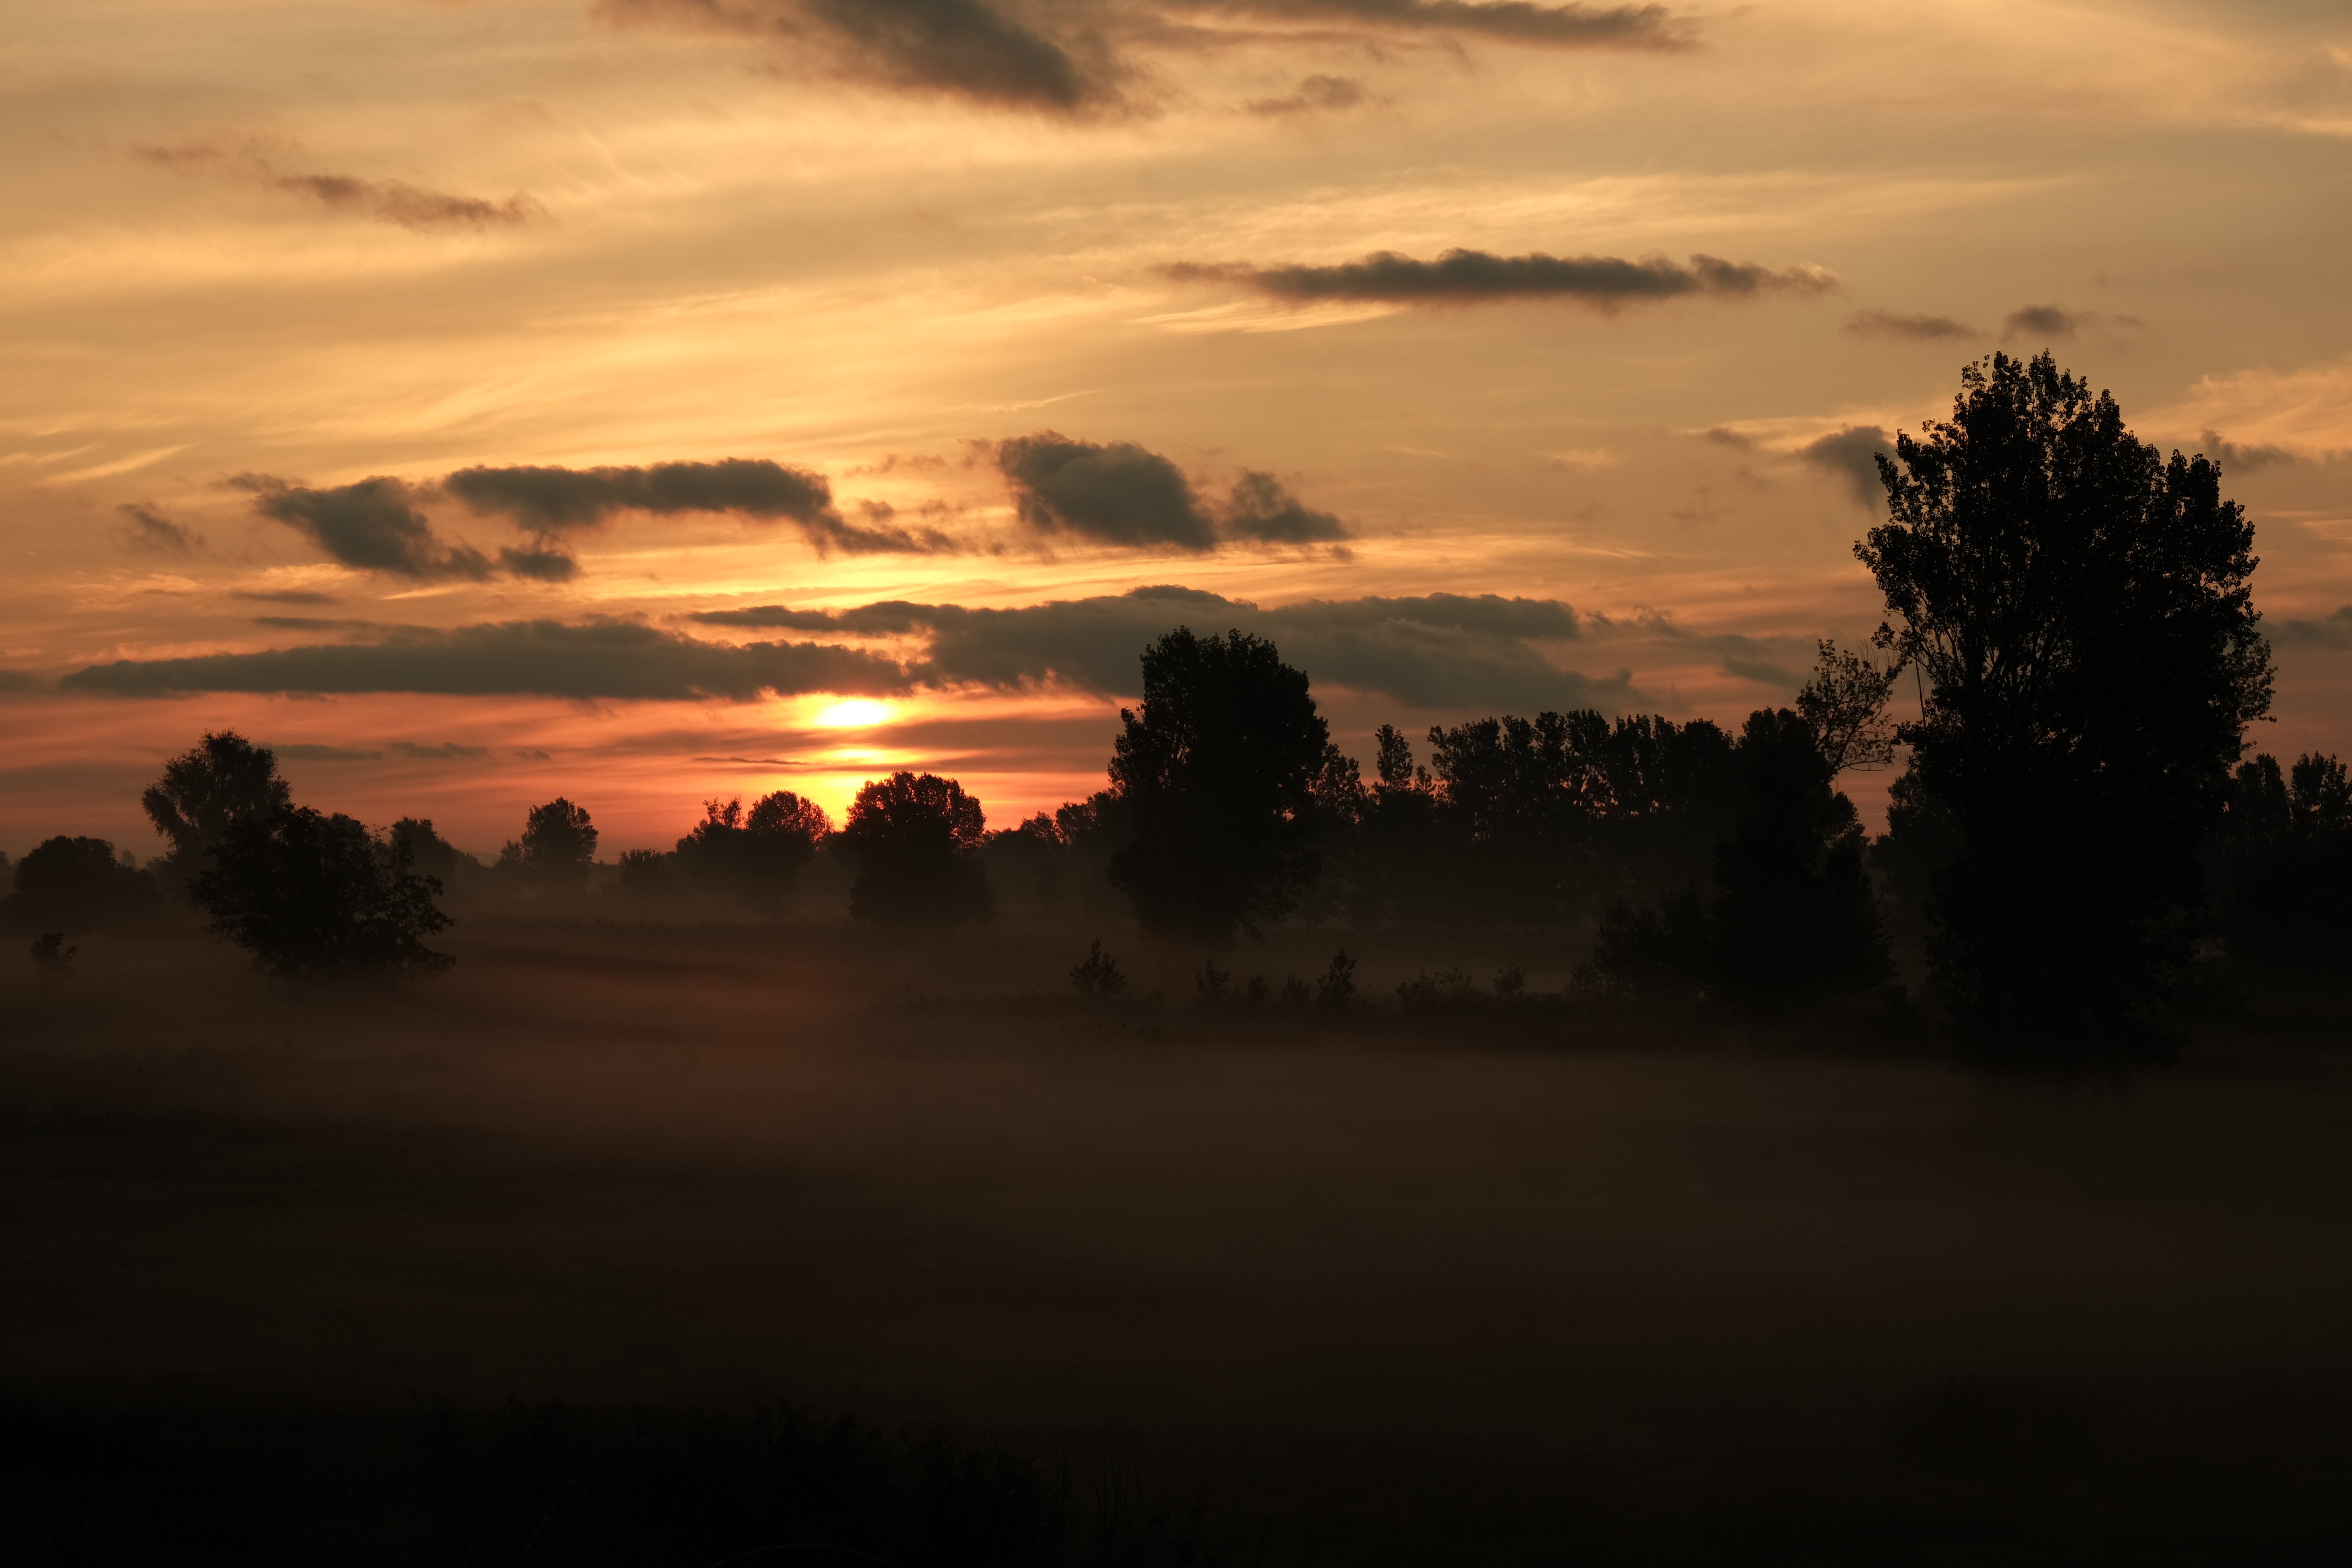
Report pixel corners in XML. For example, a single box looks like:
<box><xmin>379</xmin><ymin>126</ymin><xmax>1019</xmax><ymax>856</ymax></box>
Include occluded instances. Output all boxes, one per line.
<box><xmin>5</xmin><ymin>922</ymin><xmax>2350</xmax><ymax>1564</ymax></box>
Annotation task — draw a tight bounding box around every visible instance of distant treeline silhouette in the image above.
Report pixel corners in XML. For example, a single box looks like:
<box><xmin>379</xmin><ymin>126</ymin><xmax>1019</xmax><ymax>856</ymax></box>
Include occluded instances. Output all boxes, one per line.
<box><xmin>8</xmin><ymin>355</ymin><xmax>2342</xmax><ymax>1056</ymax></box>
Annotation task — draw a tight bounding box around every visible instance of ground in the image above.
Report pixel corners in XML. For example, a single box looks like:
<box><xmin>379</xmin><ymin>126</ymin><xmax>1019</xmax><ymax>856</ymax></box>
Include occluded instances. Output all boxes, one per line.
<box><xmin>3</xmin><ymin>921</ymin><xmax>2349</xmax><ymax>1563</ymax></box>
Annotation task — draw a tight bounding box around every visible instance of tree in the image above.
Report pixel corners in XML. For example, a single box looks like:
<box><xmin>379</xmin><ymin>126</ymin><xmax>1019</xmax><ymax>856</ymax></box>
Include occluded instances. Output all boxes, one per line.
<box><xmin>1106</xmin><ymin>627</ymin><xmax>1328</xmax><ymax>942</ymax></box>
<box><xmin>1856</xmin><ymin>352</ymin><xmax>2272</xmax><ymax>1051</ymax></box>
<box><xmin>193</xmin><ymin>807</ymin><xmax>453</xmax><ymax>981</ymax></box>
<box><xmin>389</xmin><ymin>818</ymin><xmax>470</xmax><ymax>886</ymax></box>
<box><xmin>841</xmin><ymin>772</ymin><xmax>992</xmax><ymax>928</ymax></box>
<box><xmin>1707</xmin><ymin>709</ymin><xmax>1889</xmax><ymax>1007</ymax></box>
<box><xmin>675</xmin><ymin>791</ymin><xmax>832</xmax><ymax>911</ymax></box>
<box><xmin>2212</xmin><ymin>751</ymin><xmax>2352</xmax><ymax>963</ymax></box>
<box><xmin>141</xmin><ymin>731</ymin><xmax>292</xmax><ymax>889</ymax></box>
<box><xmin>498</xmin><ymin>798</ymin><xmax>598</xmax><ymax>893</ymax></box>
<box><xmin>1797</xmin><ymin>638</ymin><xmax>1900</xmax><ymax>775</ymax></box>
<box><xmin>5</xmin><ymin>837</ymin><xmax>155</xmax><ymax>933</ymax></box>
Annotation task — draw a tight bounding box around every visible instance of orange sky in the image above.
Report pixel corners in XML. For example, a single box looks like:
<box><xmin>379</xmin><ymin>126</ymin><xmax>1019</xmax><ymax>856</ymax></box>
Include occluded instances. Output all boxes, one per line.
<box><xmin>4</xmin><ymin>0</ymin><xmax>2349</xmax><ymax>859</ymax></box>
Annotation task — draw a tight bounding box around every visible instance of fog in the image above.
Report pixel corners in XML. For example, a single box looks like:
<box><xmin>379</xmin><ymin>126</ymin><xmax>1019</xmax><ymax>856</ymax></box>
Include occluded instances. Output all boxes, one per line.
<box><xmin>8</xmin><ymin>916</ymin><xmax>2350</xmax><ymax>1563</ymax></box>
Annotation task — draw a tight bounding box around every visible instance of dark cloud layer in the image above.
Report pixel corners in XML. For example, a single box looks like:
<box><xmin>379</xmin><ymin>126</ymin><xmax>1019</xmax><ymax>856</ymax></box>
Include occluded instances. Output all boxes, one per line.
<box><xmin>63</xmin><ymin>619</ymin><xmax>909</xmax><ymax>703</ymax></box>
<box><xmin>994</xmin><ymin>433</ymin><xmax>1346</xmax><ymax>549</ymax></box>
<box><xmin>133</xmin><ymin>139</ymin><xmax>543</xmax><ymax>230</ymax></box>
<box><xmin>1797</xmin><ymin>425</ymin><xmax>1891</xmax><ymax>508</ymax></box>
<box><xmin>119</xmin><ymin>502</ymin><xmax>203</xmax><ymax>554</ymax></box>
<box><xmin>1166</xmin><ymin>249</ymin><xmax>1834</xmax><ymax>307</ymax></box>
<box><xmin>2271</xmin><ymin>606</ymin><xmax>2352</xmax><ymax>650</ymax></box>
<box><xmin>697</xmin><ymin>583</ymin><xmax>1607</xmax><ymax>709</ymax></box>
<box><xmin>600</xmin><ymin>0</ymin><xmax>1110</xmax><ymax>111</ymax></box>
<box><xmin>446</xmin><ymin>458</ymin><xmax>949</xmax><ymax>555</ymax></box>
<box><xmin>1245</xmin><ymin>74</ymin><xmax>1366</xmax><ymax>115</ymax></box>
<box><xmin>2003</xmin><ymin>303</ymin><xmax>2078</xmax><ymax>340</ymax></box>
<box><xmin>1208</xmin><ymin>0</ymin><xmax>1690</xmax><ymax>47</ymax></box>
<box><xmin>602</xmin><ymin>0</ymin><xmax>1690</xmax><ymax>113</ymax></box>
<box><xmin>233</xmin><ymin>474</ymin><xmax>499</xmax><ymax>581</ymax></box>
<box><xmin>1842</xmin><ymin>309</ymin><xmax>1976</xmax><ymax>341</ymax></box>
<box><xmin>2196</xmin><ymin>429</ymin><xmax>2296</xmax><ymax>472</ymax></box>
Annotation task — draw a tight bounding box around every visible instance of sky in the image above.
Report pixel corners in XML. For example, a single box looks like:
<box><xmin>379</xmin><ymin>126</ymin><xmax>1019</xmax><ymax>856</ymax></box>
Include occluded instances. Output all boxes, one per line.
<box><xmin>4</xmin><ymin>0</ymin><xmax>2349</xmax><ymax>860</ymax></box>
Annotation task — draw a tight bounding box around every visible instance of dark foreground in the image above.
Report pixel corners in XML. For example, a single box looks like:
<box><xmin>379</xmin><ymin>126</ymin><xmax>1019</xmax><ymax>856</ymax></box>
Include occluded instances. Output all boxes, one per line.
<box><xmin>5</xmin><ymin>923</ymin><xmax>2350</xmax><ymax>1565</ymax></box>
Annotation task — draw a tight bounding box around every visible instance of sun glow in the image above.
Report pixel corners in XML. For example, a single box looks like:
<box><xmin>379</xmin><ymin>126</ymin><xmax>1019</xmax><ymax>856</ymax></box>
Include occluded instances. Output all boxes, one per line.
<box><xmin>813</xmin><ymin>699</ymin><xmax>895</xmax><ymax>729</ymax></box>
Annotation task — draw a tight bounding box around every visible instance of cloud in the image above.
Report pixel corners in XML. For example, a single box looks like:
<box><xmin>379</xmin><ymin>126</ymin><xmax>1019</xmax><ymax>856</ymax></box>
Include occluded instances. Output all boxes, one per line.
<box><xmin>119</xmin><ymin>502</ymin><xmax>203</xmax><ymax>554</ymax></box>
<box><xmin>2003</xmin><ymin>303</ymin><xmax>2078</xmax><ymax>340</ymax></box>
<box><xmin>696</xmin><ymin>584</ymin><xmax>1612</xmax><ymax>710</ymax></box>
<box><xmin>272</xmin><ymin>743</ymin><xmax>383</xmax><ymax>761</ymax></box>
<box><xmin>499</xmin><ymin>546</ymin><xmax>582</xmax><ymax>581</ymax></box>
<box><xmin>1165</xmin><ymin>249</ymin><xmax>1836</xmax><ymax>308</ymax></box>
<box><xmin>995</xmin><ymin>433</ymin><xmax>1218</xmax><ymax>550</ymax></box>
<box><xmin>1699</xmin><ymin>427</ymin><xmax>1754</xmax><ymax>449</ymax></box>
<box><xmin>1205</xmin><ymin>0</ymin><xmax>1693</xmax><ymax>47</ymax></box>
<box><xmin>232</xmin><ymin>474</ymin><xmax>496</xmax><ymax>580</ymax></box>
<box><xmin>0</xmin><ymin>670</ymin><xmax>44</xmax><ymax>694</ymax></box>
<box><xmin>993</xmin><ymin>433</ymin><xmax>1349</xmax><ymax>549</ymax></box>
<box><xmin>234</xmin><ymin>588</ymin><xmax>338</xmax><ymax>605</ymax></box>
<box><xmin>2195</xmin><ymin>429</ymin><xmax>2297</xmax><ymax>471</ymax></box>
<box><xmin>2150</xmin><ymin>353</ymin><xmax>2352</xmax><ymax>461</ymax></box>
<box><xmin>444</xmin><ymin>458</ymin><xmax>951</xmax><ymax>554</ymax></box>
<box><xmin>387</xmin><ymin>740</ymin><xmax>493</xmax><ymax>761</ymax></box>
<box><xmin>132</xmin><ymin>139</ymin><xmax>543</xmax><ymax>230</ymax></box>
<box><xmin>1842</xmin><ymin>309</ymin><xmax>1977</xmax><ymax>341</ymax></box>
<box><xmin>1219</xmin><ymin>471</ymin><xmax>1349</xmax><ymax>542</ymax></box>
<box><xmin>1245</xmin><ymin>74</ymin><xmax>1366</xmax><ymax>116</ymax></box>
<box><xmin>1797</xmin><ymin>425</ymin><xmax>1891</xmax><ymax>508</ymax></box>
<box><xmin>62</xmin><ymin>618</ymin><xmax>911</xmax><ymax>702</ymax></box>
<box><xmin>1589</xmin><ymin>609</ymin><xmax>1803</xmax><ymax>687</ymax></box>
<box><xmin>2269</xmin><ymin>606</ymin><xmax>2352</xmax><ymax>649</ymax></box>
<box><xmin>597</xmin><ymin>0</ymin><xmax>1113</xmax><ymax>112</ymax></box>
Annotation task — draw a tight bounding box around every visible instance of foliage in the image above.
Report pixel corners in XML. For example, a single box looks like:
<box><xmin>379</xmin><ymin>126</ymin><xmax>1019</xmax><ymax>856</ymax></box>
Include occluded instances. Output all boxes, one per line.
<box><xmin>389</xmin><ymin>818</ymin><xmax>471</xmax><ymax>887</ymax></box>
<box><xmin>1315</xmin><ymin>949</ymin><xmax>1356</xmax><ymax>1005</ymax></box>
<box><xmin>141</xmin><ymin>730</ymin><xmax>291</xmax><ymax>889</ymax></box>
<box><xmin>29</xmin><ymin>932</ymin><xmax>76</xmax><ymax>985</ymax></box>
<box><xmin>193</xmin><ymin>807</ymin><xmax>454</xmax><ymax>982</ymax></box>
<box><xmin>1797</xmin><ymin>637</ymin><xmax>1901</xmax><ymax>773</ymax></box>
<box><xmin>1107</xmin><ymin>627</ymin><xmax>1328</xmax><ymax>942</ymax></box>
<box><xmin>5</xmin><ymin>836</ymin><xmax>155</xmax><ymax>933</ymax></box>
<box><xmin>497</xmin><ymin>798</ymin><xmax>599</xmax><ymax>894</ymax></box>
<box><xmin>675</xmin><ymin>791</ymin><xmax>831</xmax><ymax>911</ymax></box>
<box><xmin>1070</xmin><ymin>938</ymin><xmax>1127</xmax><ymax>995</ymax></box>
<box><xmin>1857</xmin><ymin>352</ymin><xmax>2272</xmax><ymax>1051</ymax></box>
<box><xmin>842</xmin><ymin>772</ymin><xmax>993</xmax><ymax>928</ymax></box>
<box><xmin>2211</xmin><ymin>751</ymin><xmax>2352</xmax><ymax>963</ymax></box>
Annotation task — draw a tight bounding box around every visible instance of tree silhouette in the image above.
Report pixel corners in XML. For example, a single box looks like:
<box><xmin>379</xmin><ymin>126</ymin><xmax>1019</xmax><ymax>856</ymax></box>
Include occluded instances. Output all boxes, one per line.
<box><xmin>841</xmin><ymin>772</ymin><xmax>992</xmax><ymax>928</ymax></box>
<box><xmin>1107</xmin><ymin>627</ymin><xmax>1328</xmax><ymax>942</ymax></box>
<box><xmin>141</xmin><ymin>731</ymin><xmax>291</xmax><ymax>891</ymax></box>
<box><xmin>193</xmin><ymin>807</ymin><xmax>454</xmax><ymax>981</ymax></box>
<box><xmin>675</xmin><ymin>791</ymin><xmax>831</xmax><ymax>911</ymax></box>
<box><xmin>5</xmin><ymin>837</ymin><xmax>155</xmax><ymax>934</ymax></box>
<box><xmin>1708</xmin><ymin>708</ymin><xmax>1889</xmax><ymax>1007</ymax></box>
<box><xmin>2213</xmin><ymin>751</ymin><xmax>2352</xmax><ymax>965</ymax></box>
<box><xmin>389</xmin><ymin>817</ymin><xmax>470</xmax><ymax>887</ymax></box>
<box><xmin>498</xmin><ymin>798</ymin><xmax>598</xmax><ymax>894</ymax></box>
<box><xmin>1857</xmin><ymin>352</ymin><xmax>2272</xmax><ymax>1051</ymax></box>
<box><xmin>1797</xmin><ymin>638</ymin><xmax>1900</xmax><ymax>774</ymax></box>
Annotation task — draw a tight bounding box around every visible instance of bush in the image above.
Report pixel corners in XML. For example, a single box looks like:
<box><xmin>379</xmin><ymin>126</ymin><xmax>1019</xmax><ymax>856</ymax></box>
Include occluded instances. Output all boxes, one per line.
<box><xmin>4</xmin><ymin>836</ymin><xmax>155</xmax><ymax>933</ymax></box>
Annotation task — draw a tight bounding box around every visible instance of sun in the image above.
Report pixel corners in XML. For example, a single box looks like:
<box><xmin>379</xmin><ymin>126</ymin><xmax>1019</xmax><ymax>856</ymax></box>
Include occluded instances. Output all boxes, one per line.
<box><xmin>812</xmin><ymin>698</ymin><xmax>895</xmax><ymax>729</ymax></box>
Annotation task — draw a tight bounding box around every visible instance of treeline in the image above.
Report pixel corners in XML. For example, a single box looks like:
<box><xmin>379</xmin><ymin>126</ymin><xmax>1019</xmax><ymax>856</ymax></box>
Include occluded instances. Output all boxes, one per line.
<box><xmin>9</xmin><ymin>355</ymin><xmax>2347</xmax><ymax>1057</ymax></box>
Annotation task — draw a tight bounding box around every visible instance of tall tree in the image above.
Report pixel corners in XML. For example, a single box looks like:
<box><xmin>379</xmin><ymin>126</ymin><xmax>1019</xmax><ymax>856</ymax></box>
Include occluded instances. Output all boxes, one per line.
<box><xmin>675</xmin><ymin>791</ymin><xmax>831</xmax><ymax>911</ymax></box>
<box><xmin>841</xmin><ymin>772</ymin><xmax>992</xmax><ymax>928</ymax></box>
<box><xmin>141</xmin><ymin>731</ymin><xmax>292</xmax><ymax>890</ymax></box>
<box><xmin>499</xmin><ymin>798</ymin><xmax>599</xmax><ymax>894</ymax></box>
<box><xmin>1856</xmin><ymin>352</ymin><xmax>2272</xmax><ymax>1051</ymax></box>
<box><xmin>1106</xmin><ymin>627</ymin><xmax>1328</xmax><ymax>942</ymax></box>
<box><xmin>194</xmin><ymin>808</ymin><xmax>453</xmax><ymax>982</ymax></box>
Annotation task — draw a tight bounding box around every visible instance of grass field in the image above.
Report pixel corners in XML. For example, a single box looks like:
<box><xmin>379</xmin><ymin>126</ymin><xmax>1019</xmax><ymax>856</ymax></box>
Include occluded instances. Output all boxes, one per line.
<box><xmin>5</xmin><ymin>922</ymin><xmax>2350</xmax><ymax>1563</ymax></box>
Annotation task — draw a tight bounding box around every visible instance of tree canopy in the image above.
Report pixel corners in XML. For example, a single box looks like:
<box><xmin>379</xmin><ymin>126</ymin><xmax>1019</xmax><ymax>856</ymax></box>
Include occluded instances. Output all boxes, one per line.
<box><xmin>1106</xmin><ymin>627</ymin><xmax>1328</xmax><ymax>942</ymax></box>
<box><xmin>1857</xmin><ymin>352</ymin><xmax>2272</xmax><ymax>1050</ymax></box>
<box><xmin>141</xmin><ymin>730</ymin><xmax>291</xmax><ymax>888</ymax></box>
<box><xmin>193</xmin><ymin>807</ymin><xmax>454</xmax><ymax>982</ymax></box>
<box><xmin>841</xmin><ymin>772</ymin><xmax>992</xmax><ymax>928</ymax></box>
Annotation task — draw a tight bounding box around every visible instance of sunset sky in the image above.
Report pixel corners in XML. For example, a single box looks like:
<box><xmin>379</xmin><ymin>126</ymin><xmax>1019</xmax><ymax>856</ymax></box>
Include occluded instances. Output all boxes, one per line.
<box><xmin>5</xmin><ymin>0</ymin><xmax>2349</xmax><ymax>859</ymax></box>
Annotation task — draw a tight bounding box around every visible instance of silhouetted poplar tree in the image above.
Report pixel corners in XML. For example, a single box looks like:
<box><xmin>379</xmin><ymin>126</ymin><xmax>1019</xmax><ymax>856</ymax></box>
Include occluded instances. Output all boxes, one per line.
<box><xmin>841</xmin><ymin>772</ymin><xmax>992</xmax><ymax>928</ymax></box>
<box><xmin>1107</xmin><ymin>627</ymin><xmax>1328</xmax><ymax>942</ymax></box>
<box><xmin>1857</xmin><ymin>352</ymin><xmax>2272</xmax><ymax>1052</ymax></box>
